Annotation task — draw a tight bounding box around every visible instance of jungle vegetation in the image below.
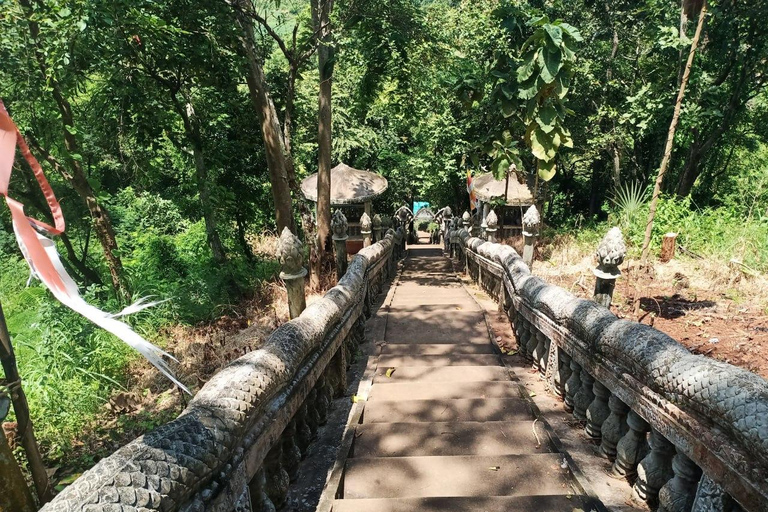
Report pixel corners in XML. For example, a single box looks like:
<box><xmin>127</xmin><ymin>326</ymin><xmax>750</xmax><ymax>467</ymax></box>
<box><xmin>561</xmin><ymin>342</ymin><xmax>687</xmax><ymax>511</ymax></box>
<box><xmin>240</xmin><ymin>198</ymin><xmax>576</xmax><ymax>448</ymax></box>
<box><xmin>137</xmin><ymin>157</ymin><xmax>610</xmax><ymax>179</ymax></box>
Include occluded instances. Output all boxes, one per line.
<box><xmin>0</xmin><ymin>0</ymin><xmax>767</xmax><ymax>491</ymax></box>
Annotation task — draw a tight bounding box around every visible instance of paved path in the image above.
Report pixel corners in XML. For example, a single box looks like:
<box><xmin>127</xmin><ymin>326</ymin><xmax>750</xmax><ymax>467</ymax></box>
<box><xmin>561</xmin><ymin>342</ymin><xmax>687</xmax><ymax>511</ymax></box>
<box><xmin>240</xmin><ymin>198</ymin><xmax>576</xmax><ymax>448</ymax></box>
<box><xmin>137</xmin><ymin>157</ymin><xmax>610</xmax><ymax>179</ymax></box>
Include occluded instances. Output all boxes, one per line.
<box><xmin>332</xmin><ymin>246</ymin><xmax>593</xmax><ymax>512</ymax></box>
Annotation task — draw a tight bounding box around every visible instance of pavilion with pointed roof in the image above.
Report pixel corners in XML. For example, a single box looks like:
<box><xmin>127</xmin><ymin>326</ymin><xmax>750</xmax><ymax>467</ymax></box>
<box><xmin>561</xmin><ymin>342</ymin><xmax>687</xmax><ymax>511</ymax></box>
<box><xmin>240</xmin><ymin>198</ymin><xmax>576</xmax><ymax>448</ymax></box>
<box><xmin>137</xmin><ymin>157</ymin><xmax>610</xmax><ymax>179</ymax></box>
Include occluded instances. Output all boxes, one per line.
<box><xmin>301</xmin><ymin>163</ymin><xmax>388</xmax><ymax>250</ymax></box>
<box><xmin>472</xmin><ymin>172</ymin><xmax>536</xmax><ymax>238</ymax></box>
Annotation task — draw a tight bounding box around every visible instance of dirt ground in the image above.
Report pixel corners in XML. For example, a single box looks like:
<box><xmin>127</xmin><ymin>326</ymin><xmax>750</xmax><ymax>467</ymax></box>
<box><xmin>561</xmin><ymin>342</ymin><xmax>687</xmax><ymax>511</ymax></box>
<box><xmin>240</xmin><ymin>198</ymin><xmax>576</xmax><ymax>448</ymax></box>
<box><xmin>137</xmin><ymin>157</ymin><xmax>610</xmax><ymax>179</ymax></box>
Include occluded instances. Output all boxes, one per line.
<box><xmin>523</xmin><ymin>236</ymin><xmax>768</xmax><ymax>380</ymax></box>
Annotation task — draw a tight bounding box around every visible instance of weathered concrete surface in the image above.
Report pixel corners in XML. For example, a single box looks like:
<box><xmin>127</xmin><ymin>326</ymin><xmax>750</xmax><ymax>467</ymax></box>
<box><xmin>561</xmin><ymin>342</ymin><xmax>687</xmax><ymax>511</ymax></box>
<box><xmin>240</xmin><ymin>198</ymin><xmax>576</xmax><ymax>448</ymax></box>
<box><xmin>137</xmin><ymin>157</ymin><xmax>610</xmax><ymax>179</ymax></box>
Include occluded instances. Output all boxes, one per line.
<box><xmin>327</xmin><ymin>245</ymin><xmax>600</xmax><ymax>511</ymax></box>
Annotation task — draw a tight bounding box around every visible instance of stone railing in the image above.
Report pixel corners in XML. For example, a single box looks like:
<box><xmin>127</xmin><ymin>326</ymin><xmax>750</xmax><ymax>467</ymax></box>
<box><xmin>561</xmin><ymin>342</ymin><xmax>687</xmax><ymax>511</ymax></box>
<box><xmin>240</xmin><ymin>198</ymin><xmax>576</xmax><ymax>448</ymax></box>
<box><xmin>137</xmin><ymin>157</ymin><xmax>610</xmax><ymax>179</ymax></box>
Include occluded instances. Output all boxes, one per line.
<box><xmin>454</xmin><ymin>229</ymin><xmax>767</xmax><ymax>512</ymax></box>
<box><xmin>40</xmin><ymin>227</ymin><xmax>405</xmax><ymax>512</ymax></box>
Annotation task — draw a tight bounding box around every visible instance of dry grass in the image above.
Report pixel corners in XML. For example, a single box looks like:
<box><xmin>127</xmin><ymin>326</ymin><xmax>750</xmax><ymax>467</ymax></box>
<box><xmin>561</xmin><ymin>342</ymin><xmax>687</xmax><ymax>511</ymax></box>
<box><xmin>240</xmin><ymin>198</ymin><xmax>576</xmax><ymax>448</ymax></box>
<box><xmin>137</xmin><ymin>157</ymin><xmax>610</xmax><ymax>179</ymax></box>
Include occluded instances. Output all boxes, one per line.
<box><xmin>527</xmin><ymin>233</ymin><xmax>768</xmax><ymax>310</ymax></box>
<box><xmin>67</xmin><ymin>235</ymin><xmax>342</xmax><ymax>468</ymax></box>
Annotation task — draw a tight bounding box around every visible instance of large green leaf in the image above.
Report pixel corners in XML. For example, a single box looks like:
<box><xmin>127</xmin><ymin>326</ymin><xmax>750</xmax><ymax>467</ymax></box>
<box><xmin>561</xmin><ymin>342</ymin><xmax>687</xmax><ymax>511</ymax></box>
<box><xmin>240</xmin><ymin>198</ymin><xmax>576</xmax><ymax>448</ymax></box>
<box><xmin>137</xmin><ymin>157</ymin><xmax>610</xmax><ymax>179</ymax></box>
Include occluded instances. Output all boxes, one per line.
<box><xmin>544</xmin><ymin>24</ymin><xmax>563</xmax><ymax>47</ymax></box>
<box><xmin>537</xmin><ymin>159</ymin><xmax>557</xmax><ymax>181</ymax></box>
<box><xmin>540</xmin><ymin>48</ymin><xmax>562</xmax><ymax>84</ymax></box>
<box><xmin>517</xmin><ymin>50</ymin><xmax>537</xmax><ymax>81</ymax></box>
<box><xmin>530</xmin><ymin>126</ymin><xmax>556</xmax><ymax>162</ymax></box>
<box><xmin>536</xmin><ymin>104</ymin><xmax>558</xmax><ymax>133</ymax></box>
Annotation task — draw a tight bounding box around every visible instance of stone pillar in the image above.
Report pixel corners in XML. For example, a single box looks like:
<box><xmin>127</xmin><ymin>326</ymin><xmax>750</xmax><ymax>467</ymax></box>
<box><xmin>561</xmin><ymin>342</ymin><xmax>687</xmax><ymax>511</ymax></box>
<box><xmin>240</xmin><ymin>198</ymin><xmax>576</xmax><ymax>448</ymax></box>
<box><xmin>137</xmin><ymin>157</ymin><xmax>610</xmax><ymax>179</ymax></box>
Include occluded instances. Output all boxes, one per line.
<box><xmin>564</xmin><ymin>360</ymin><xmax>581</xmax><ymax>413</ymax></box>
<box><xmin>600</xmin><ymin>395</ymin><xmax>630</xmax><ymax>460</ymax></box>
<box><xmin>277</xmin><ymin>227</ymin><xmax>307</xmax><ymax>320</ymax></box>
<box><xmin>486</xmin><ymin>209</ymin><xmax>498</xmax><ymax>243</ymax></box>
<box><xmin>331</xmin><ymin>209</ymin><xmax>349</xmax><ymax>279</ymax></box>
<box><xmin>532</xmin><ymin>330</ymin><xmax>546</xmax><ymax>372</ymax></box>
<box><xmin>364</xmin><ymin>200</ymin><xmax>372</xmax><ymax>219</ymax></box>
<box><xmin>585</xmin><ymin>381</ymin><xmax>611</xmax><ymax>439</ymax></box>
<box><xmin>613</xmin><ymin>410</ymin><xmax>651</xmax><ymax>480</ymax></box>
<box><xmin>281</xmin><ymin>420</ymin><xmax>302</xmax><ymax>482</ymax></box>
<box><xmin>573</xmin><ymin>371</ymin><xmax>595</xmax><ymax>422</ymax></box>
<box><xmin>249</xmin><ymin>468</ymin><xmax>276</xmax><ymax>512</ymax></box>
<box><xmin>462</xmin><ymin>210</ymin><xmax>471</xmax><ymax>231</ymax></box>
<box><xmin>554</xmin><ymin>350</ymin><xmax>571</xmax><ymax>398</ymax></box>
<box><xmin>658</xmin><ymin>451</ymin><xmax>703</xmax><ymax>512</ymax></box>
<box><xmin>360</xmin><ymin>212</ymin><xmax>372</xmax><ymax>248</ymax></box>
<box><xmin>264</xmin><ymin>443</ymin><xmax>289</xmax><ymax>509</ymax></box>
<box><xmin>522</xmin><ymin>205</ymin><xmax>540</xmax><ymax>268</ymax></box>
<box><xmin>372</xmin><ymin>214</ymin><xmax>382</xmax><ymax>243</ymax></box>
<box><xmin>633</xmin><ymin>429</ymin><xmax>675</xmax><ymax>505</ymax></box>
<box><xmin>593</xmin><ymin>227</ymin><xmax>626</xmax><ymax>308</ymax></box>
<box><xmin>442</xmin><ymin>206</ymin><xmax>453</xmax><ymax>252</ymax></box>
<box><xmin>481</xmin><ymin>203</ymin><xmax>489</xmax><ymax>239</ymax></box>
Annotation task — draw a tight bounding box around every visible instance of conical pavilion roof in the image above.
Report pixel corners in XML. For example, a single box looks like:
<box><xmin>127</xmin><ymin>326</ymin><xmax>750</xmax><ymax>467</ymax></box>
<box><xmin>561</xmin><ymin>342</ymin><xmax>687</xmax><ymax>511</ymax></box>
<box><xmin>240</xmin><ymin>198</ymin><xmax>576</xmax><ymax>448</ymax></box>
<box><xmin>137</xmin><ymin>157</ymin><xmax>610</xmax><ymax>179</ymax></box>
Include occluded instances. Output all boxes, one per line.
<box><xmin>473</xmin><ymin>172</ymin><xmax>534</xmax><ymax>205</ymax></box>
<box><xmin>301</xmin><ymin>163</ymin><xmax>388</xmax><ymax>205</ymax></box>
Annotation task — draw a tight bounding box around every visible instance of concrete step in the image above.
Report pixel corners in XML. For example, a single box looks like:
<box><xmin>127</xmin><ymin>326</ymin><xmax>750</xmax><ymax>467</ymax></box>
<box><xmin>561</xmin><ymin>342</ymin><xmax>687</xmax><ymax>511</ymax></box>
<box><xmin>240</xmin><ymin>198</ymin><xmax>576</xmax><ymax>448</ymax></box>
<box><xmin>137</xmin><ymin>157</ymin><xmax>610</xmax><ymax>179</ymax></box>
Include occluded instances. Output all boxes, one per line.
<box><xmin>368</xmin><ymin>381</ymin><xmax>517</xmax><ymax>402</ymax></box>
<box><xmin>363</xmin><ymin>398</ymin><xmax>532</xmax><ymax>423</ymax></box>
<box><xmin>332</xmin><ymin>495</ymin><xmax>590</xmax><ymax>512</ymax></box>
<box><xmin>385</xmin><ymin>308</ymin><xmax>488</xmax><ymax>345</ymax></box>
<box><xmin>342</xmin><ymin>454</ymin><xmax>574</xmax><ymax>499</ymax></box>
<box><xmin>382</xmin><ymin>343</ymin><xmax>495</xmax><ymax>355</ymax></box>
<box><xmin>352</xmin><ymin>421</ymin><xmax>553</xmax><ymax>457</ymax></box>
<box><xmin>374</xmin><ymin>365</ymin><xmax>507</xmax><ymax>383</ymax></box>
<box><xmin>378</xmin><ymin>354</ymin><xmax>500</xmax><ymax>368</ymax></box>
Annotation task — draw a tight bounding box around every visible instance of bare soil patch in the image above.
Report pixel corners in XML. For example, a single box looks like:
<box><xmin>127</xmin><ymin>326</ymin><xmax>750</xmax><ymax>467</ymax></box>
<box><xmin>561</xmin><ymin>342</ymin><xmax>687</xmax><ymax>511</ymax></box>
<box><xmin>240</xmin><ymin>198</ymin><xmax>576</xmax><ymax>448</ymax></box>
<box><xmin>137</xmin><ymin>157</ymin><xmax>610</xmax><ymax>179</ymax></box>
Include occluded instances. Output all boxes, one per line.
<box><xmin>520</xmin><ymin>235</ymin><xmax>768</xmax><ymax>380</ymax></box>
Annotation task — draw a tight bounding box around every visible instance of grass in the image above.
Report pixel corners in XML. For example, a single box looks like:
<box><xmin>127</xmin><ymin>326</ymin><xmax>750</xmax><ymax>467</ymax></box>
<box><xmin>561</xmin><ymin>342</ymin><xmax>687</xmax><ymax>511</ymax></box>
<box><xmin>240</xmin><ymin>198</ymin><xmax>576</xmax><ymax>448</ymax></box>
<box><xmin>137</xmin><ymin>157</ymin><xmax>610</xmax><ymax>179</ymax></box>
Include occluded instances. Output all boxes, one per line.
<box><xmin>0</xmin><ymin>222</ymin><xmax>282</xmax><ymax>471</ymax></box>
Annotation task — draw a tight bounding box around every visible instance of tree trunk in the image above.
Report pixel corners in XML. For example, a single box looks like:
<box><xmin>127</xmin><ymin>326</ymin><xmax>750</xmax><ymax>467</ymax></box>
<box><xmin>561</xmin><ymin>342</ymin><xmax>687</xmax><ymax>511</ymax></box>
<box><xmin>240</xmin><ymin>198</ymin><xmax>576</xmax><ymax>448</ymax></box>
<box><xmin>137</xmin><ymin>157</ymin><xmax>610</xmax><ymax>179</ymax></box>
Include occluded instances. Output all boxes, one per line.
<box><xmin>235</xmin><ymin>210</ymin><xmax>255</xmax><ymax>262</ymax></box>
<box><xmin>174</xmin><ymin>96</ymin><xmax>228</xmax><ymax>264</ymax></box>
<box><xmin>20</xmin><ymin>0</ymin><xmax>128</xmax><ymax>298</ymax></box>
<box><xmin>312</xmin><ymin>0</ymin><xmax>335</xmax><ymax>288</ymax></box>
<box><xmin>660</xmin><ymin>233</ymin><xmax>678</xmax><ymax>262</ymax></box>
<box><xmin>675</xmin><ymin>143</ymin><xmax>705</xmax><ymax>197</ymax></box>
<box><xmin>639</xmin><ymin>1</ymin><xmax>707</xmax><ymax>266</ymax></box>
<box><xmin>0</xmin><ymin>301</ymin><xmax>53</xmax><ymax>505</ymax></box>
<box><xmin>0</xmin><ymin>424</ymin><xmax>36</xmax><ymax>512</ymax></box>
<box><xmin>234</xmin><ymin>3</ymin><xmax>294</xmax><ymax>234</ymax></box>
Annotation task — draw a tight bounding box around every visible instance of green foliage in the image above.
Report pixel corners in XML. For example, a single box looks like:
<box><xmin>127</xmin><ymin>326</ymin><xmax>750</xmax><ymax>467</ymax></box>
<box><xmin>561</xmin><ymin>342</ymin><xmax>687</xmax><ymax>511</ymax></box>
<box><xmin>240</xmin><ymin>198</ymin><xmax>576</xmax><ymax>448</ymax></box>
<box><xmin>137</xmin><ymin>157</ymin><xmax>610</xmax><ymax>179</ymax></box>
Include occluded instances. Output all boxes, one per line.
<box><xmin>611</xmin><ymin>181</ymin><xmax>650</xmax><ymax>231</ymax></box>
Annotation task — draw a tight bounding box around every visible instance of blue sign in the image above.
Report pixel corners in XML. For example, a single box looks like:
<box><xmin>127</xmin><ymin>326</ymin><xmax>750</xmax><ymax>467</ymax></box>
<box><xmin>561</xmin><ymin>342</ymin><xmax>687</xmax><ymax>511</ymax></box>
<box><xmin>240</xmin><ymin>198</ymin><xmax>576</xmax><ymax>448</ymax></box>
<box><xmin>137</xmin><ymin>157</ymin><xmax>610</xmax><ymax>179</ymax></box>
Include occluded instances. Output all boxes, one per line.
<box><xmin>413</xmin><ymin>201</ymin><xmax>429</xmax><ymax>214</ymax></box>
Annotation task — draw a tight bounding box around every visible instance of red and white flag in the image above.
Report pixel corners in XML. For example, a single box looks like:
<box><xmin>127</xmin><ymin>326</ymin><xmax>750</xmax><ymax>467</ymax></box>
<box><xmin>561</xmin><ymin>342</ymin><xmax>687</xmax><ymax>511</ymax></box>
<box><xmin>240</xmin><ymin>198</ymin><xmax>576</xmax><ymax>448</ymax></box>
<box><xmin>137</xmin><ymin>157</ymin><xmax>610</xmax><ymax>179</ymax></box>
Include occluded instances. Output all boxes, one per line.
<box><xmin>0</xmin><ymin>100</ymin><xmax>187</xmax><ymax>393</ymax></box>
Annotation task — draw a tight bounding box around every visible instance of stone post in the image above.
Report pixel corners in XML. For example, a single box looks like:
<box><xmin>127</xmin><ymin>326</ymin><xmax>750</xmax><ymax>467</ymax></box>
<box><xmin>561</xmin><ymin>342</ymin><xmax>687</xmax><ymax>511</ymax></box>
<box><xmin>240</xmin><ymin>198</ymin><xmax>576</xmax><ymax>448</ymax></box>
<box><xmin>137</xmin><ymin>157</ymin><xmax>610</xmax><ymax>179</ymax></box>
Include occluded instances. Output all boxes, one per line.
<box><xmin>331</xmin><ymin>209</ymin><xmax>349</xmax><ymax>279</ymax></box>
<box><xmin>277</xmin><ymin>227</ymin><xmax>307</xmax><ymax>320</ymax></box>
<box><xmin>486</xmin><ymin>209</ymin><xmax>498</xmax><ymax>243</ymax></box>
<box><xmin>462</xmin><ymin>210</ymin><xmax>471</xmax><ymax>231</ymax></box>
<box><xmin>573</xmin><ymin>371</ymin><xmax>595</xmax><ymax>421</ymax></box>
<box><xmin>360</xmin><ymin>212</ymin><xmax>372</xmax><ymax>248</ymax></box>
<box><xmin>481</xmin><ymin>206</ymin><xmax>488</xmax><ymax>239</ymax></box>
<box><xmin>249</xmin><ymin>468</ymin><xmax>276</xmax><ymax>512</ymax></box>
<box><xmin>585</xmin><ymin>381</ymin><xmax>611</xmax><ymax>439</ymax></box>
<box><xmin>442</xmin><ymin>206</ymin><xmax>453</xmax><ymax>252</ymax></box>
<box><xmin>594</xmin><ymin>227</ymin><xmax>626</xmax><ymax>308</ymax></box>
<box><xmin>657</xmin><ymin>451</ymin><xmax>703</xmax><ymax>512</ymax></box>
<box><xmin>522</xmin><ymin>205</ymin><xmax>540</xmax><ymax>268</ymax></box>
<box><xmin>450</xmin><ymin>217</ymin><xmax>461</xmax><ymax>258</ymax></box>
<box><xmin>372</xmin><ymin>214</ymin><xmax>382</xmax><ymax>243</ymax></box>
<box><xmin>564</xmin><ymin>360</ymin><xmax>581</xmax><ymax>413</ymax></box>
<box><xmin>613</xmin><ymin>410</ymin><xmax>651</xmax><ymax>479</ymax></box>
<box><xmin>600</xmin><ymin>395</ymin><xmax>630</xmax><ymax>460</ymax></box>
<box><xmin>633</xmin><ymin>429</ymin><xmax>676</xmax><ymax>505</ymax></box>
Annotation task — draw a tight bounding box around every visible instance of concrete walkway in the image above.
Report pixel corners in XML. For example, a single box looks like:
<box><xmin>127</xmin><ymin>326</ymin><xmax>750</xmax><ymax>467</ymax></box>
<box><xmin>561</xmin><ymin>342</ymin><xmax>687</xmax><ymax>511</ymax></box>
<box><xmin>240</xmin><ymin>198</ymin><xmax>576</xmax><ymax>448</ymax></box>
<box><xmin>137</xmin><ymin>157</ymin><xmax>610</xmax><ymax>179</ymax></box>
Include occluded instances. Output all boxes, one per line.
<box><xmin>332</xmin><ymin>246</ymin><xmax>594</xmax><ymax>511</ymax></box>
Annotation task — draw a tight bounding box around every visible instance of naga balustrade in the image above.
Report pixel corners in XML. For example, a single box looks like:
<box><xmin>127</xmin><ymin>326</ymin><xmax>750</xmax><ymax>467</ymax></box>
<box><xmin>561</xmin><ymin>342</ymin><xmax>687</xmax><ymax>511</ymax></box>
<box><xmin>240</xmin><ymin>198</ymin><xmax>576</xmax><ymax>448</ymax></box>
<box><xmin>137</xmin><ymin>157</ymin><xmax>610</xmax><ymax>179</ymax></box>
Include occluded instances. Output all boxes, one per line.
<box><xmin>454</xmin><ymin>229</ymin><xmax>767</xmax><ymax>512</ymax></box>
<box><xmin>39</xmin><ymin>228</ymin><xmax>405</xmax><ymax>512</ymax></box>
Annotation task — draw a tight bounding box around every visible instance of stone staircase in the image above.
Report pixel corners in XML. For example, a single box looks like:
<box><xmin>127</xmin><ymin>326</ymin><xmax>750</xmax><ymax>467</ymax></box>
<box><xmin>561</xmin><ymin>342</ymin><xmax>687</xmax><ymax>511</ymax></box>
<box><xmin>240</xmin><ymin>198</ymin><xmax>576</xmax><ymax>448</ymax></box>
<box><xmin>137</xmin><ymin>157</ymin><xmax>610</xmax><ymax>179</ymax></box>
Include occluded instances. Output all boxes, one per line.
<box><xmin>331</xmin><ymin>246</ymin><xmax>594</xmax><ymax>511</ymax></box>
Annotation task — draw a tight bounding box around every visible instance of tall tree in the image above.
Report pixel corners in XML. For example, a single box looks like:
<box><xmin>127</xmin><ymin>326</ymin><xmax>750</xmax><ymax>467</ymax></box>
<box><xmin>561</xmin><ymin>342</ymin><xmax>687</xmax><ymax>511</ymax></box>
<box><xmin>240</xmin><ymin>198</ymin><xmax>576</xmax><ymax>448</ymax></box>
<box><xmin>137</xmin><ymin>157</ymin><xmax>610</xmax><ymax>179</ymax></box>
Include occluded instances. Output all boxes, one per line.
<box><xmin>312</xmin><ymin>0</ymin><xmax>335</xmax><ymax>285</ymax></box>
<box><xmin>640</xmin><ymin>0</ymin><xmax>708</xmax><ymax>266</ymax></box>
<box><xmin>231</xmin><ymin>0</ymin><xmax>296</xmax><ymax>234</ymax></box>
<box><xmin>18</xmin><ymin>0</ymin><xmax>128</xmax><ymax>297</ymax></box>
